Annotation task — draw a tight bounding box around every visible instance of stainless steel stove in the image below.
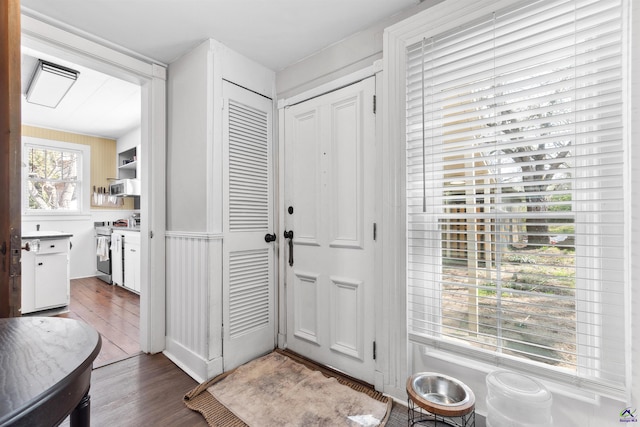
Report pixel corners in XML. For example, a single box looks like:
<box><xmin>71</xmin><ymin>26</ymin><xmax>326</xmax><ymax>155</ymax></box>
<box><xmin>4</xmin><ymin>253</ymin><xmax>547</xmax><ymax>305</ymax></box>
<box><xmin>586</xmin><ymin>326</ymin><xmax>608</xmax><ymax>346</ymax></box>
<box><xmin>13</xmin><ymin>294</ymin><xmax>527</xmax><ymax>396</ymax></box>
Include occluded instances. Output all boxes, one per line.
<box><xmin>95</xmin><ymin>222</ymin><xmax>113</xmax><ymax>284</ymax></box>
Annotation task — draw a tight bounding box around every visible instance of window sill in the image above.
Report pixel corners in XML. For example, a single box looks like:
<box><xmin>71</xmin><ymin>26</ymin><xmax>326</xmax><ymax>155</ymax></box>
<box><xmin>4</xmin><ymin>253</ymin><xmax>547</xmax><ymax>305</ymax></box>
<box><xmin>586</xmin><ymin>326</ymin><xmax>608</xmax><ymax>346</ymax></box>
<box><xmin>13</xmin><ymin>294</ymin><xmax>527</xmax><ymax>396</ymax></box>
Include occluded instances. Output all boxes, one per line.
<box><xmin>22</xmin><ymin>212</ymin><xmax>92</xmax><ymax>221</ymax></box>
<box><xmin>411</xmin><ymin>339</ymin><xmax>608</xmax><ymax>404</ymax></box>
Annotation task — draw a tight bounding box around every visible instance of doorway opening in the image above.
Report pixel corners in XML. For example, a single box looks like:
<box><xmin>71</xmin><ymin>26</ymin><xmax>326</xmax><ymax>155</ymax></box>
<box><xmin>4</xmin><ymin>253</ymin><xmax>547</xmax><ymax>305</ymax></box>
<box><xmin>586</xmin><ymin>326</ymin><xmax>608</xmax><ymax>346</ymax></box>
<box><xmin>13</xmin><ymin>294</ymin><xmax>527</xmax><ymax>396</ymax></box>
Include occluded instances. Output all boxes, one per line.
<box><xmin>18</xmin><ymin>16</ymin><xmax>167</xmax><ymax>356</ymax></box>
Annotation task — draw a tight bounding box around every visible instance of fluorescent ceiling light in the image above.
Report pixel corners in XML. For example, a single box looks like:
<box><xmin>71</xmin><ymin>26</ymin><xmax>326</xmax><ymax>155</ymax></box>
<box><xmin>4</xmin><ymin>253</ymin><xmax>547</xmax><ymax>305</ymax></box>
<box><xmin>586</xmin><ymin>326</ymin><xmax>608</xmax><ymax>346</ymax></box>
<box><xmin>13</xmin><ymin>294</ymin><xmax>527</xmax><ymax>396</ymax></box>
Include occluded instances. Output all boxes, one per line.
<box><xmin>26</xmin><ymin>60</ymin><xmax>79</xmax><ymax>108</ymax></box>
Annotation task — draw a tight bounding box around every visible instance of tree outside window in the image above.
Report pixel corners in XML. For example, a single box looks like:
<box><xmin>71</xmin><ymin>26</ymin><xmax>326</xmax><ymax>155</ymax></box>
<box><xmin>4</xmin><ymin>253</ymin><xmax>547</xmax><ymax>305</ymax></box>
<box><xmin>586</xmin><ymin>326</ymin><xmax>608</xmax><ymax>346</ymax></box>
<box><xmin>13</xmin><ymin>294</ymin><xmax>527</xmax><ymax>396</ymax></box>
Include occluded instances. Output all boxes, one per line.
<box><xmin>25</xmin><ymin>144</ymin><xmax>82</xmax><ymax>212</ymax></box>
<box><xmin>405</xmin><ymin>0</ymin><xmax>627</xmax><ymax>395</ymax></box>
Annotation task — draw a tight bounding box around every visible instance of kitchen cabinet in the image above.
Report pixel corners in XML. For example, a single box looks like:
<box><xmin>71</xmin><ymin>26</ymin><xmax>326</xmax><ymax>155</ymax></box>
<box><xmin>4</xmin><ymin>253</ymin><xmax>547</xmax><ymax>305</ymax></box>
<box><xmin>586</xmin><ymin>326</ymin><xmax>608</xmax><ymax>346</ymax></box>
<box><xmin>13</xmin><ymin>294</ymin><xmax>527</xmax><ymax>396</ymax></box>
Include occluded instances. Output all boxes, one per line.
<box><xmin>121</xmin><ymin>230</ymin><xmax>140</xmax><ymax>293</ymax></box>
<box><xmin>21</xmin><ymin>232</ymin><xmax>72</xmax><ymax>314</ymax></box>
<box><xmin>117</xmin><ymin>145</ymin><xmax>140</xmax><ymax>179</ymax></box>
<box><xmin>117</xmin><ymin>144</ymin><xmax>141</xmax><ymax>209</ymax></box>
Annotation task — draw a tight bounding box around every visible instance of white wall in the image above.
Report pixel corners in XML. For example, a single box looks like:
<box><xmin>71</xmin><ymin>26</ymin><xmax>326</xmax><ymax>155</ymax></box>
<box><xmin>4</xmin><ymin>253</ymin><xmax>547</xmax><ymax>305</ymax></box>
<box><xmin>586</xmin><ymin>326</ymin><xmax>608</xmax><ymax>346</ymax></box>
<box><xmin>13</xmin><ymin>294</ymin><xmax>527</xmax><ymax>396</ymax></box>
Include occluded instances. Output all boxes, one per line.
<box><xmin>22</xmin><ymin>210</ymin><xmax>136</xmax><ymax>279</ymax></box>
<box><xmin>117</xmin><ymin>126</ymin><xmax>141</xmax><ymax>153</ymax></box>
<box><xmin>275</xmin><ymin>0</ymin><xmax>443</xmax><ymax>99</ymax></box>
<box><xmin>166</xmin><ymin>41</ymin><xmax>211</xmax><ymax>232</ymax></box>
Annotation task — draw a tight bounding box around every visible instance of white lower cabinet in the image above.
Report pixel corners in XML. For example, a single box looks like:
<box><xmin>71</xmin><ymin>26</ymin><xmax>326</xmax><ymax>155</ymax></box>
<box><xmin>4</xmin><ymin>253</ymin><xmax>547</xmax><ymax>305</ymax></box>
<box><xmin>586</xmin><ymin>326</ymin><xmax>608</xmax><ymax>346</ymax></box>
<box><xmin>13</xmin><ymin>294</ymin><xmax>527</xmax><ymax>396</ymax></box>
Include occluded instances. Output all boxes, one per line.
<box><xmin>21</xmin><ymin>236</ymin><xmax>71</xmax><ymax>314</ymax></box>
<box><xmin>34</xmin><ymin>253</ymin><xmax>69</xmax><ymax>309</ymax></box>
<box><xmin>121</xmin><ymin>231</ymin><xmax>141</xmax><ymax>293</ymax></box>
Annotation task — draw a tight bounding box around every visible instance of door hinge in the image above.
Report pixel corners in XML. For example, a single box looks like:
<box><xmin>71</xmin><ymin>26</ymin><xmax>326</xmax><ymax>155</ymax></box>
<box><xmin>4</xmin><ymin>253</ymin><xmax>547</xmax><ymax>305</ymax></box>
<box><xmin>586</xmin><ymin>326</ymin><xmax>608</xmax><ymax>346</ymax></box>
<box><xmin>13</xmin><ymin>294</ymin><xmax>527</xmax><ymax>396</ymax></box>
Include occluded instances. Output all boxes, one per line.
<box><xmin>373</xmin><ymin>223</ymin><xmax>377</xmax><ymax>241</ymax></box>
<box><xmin>373</xmin><ymin>341</ymin><xmax>377</xmax><ymax>360</ymax></box>
<box><xmin>373</xmin><ymin>95</ymin><xmax>377</xmax><ymax>114</ymax></box>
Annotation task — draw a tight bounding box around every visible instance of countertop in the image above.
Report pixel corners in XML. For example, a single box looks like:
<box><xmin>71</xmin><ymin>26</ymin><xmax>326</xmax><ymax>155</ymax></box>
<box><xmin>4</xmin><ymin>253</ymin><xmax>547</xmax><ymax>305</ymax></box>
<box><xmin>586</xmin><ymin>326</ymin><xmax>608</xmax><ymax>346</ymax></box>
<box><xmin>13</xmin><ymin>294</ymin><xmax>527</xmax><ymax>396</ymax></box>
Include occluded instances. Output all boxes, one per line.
<box><xmin>111</xmin><ymin>226</ymin><xmax>140</xmax><ymax>232</ymax></box>
<box><xmin>22</xmin><ymin>231</ymin><xmax>73</xmax><ymax>240</ymax></box>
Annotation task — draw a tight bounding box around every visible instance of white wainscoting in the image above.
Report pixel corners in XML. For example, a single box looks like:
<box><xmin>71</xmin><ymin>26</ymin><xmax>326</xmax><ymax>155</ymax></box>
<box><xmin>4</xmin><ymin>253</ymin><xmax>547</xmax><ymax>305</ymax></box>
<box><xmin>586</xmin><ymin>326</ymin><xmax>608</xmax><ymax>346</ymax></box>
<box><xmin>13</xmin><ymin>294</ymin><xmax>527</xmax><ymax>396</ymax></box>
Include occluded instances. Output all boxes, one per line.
<box><xmin>164</xmin><ymin>231</ymin><xmax>223</xmax><ymax>383</ymax></box>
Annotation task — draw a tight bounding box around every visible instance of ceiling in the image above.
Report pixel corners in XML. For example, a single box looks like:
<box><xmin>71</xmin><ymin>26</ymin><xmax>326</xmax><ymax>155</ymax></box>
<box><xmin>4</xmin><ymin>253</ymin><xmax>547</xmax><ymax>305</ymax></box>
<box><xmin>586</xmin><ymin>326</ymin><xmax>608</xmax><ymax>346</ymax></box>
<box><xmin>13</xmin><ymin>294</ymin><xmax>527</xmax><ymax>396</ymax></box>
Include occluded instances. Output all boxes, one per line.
<box><xmin>19</xmin><ymin>1</ymin><xmax>420</xmax><ymax>140</ymax></box>
<box><xmin>21</xmin><ymin>48</ymin><xmax>141</xmax><ymax>140</ymax></box>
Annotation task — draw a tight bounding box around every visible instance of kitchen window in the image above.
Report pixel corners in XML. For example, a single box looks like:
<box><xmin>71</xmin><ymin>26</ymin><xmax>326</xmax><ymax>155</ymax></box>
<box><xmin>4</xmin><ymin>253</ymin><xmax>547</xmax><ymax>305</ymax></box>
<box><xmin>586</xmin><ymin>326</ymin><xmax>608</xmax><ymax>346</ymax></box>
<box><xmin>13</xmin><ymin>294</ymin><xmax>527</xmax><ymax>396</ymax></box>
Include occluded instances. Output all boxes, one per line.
<box><xmin>23</xmin><ymin>137</ymin><xmax>91</xmax><ymax>215</ymax></box>
<box><xmin>402</xmin><ymin>0</ymin><xmax>628</xmax><ymax>398</ymax></box>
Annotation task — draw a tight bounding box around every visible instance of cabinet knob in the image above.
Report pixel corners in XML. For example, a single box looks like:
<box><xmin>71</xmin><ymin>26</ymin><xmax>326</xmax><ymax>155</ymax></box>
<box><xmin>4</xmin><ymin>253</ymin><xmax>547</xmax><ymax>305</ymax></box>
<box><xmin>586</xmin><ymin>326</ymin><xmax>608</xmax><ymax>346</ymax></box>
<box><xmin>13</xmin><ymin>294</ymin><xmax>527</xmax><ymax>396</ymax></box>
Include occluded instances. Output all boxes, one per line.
<box><xmin>38</xmin><ymin>262</ymin><xmax>43</xmax><ymax>266</ymax></box>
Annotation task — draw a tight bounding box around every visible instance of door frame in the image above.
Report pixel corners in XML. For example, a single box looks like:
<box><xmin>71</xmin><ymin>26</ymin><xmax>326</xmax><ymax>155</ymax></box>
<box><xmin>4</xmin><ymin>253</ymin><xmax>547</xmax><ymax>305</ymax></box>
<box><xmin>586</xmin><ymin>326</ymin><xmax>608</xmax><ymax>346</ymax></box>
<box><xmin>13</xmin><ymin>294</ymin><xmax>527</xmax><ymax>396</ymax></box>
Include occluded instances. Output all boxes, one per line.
<box><xmin>19</xmin><ymin>15</ymin><xmax>167</xmax><ymax>353</ymax></box>
<box><xmin>276</xmin><ymin>62</ymin><xmax>383</xmax><ymax>386</ymax></box>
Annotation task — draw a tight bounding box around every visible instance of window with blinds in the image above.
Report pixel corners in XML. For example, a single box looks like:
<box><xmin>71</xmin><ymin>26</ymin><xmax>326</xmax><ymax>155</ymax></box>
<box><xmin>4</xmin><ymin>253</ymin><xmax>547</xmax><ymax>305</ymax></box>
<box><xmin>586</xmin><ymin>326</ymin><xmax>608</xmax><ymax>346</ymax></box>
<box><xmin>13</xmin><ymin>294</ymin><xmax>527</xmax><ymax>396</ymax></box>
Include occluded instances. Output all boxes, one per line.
<box><xmin>406</xmin><ymin>0</ymin><xmax>627</xmax><ymax>397</ymax></box>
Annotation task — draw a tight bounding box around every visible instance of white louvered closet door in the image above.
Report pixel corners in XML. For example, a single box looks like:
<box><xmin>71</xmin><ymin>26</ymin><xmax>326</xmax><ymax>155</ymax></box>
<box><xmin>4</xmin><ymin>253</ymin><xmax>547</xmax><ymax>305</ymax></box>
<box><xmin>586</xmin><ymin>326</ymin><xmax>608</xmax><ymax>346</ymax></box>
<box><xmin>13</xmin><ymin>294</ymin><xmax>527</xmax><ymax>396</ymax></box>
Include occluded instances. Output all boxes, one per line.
<box><xmin>222</xmin><ymin>81</ymin><xmax>275</xmax><ymax>371</ymax></box>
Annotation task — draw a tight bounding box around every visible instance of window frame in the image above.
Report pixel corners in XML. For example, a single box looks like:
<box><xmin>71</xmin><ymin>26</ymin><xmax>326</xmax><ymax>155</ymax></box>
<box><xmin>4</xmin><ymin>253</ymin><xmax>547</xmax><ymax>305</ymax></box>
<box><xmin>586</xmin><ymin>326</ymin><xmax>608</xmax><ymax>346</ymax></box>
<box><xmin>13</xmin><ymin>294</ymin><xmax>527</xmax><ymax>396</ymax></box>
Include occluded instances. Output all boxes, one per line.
<box><xmin>383</xmin><ymin>0</ymin><xmax>631</xmax><ymax>401</ymax></box>
<box><xmin>22</xmin><ymin>136</ymin><xmax>91</xmax><ymax>217</ymax></box>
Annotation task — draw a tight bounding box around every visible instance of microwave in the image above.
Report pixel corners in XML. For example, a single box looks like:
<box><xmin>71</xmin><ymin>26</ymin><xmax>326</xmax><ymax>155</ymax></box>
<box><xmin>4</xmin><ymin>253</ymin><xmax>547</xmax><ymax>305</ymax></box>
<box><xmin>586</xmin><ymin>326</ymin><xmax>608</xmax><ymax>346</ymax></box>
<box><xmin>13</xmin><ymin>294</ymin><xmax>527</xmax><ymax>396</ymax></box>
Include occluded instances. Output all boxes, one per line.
<box><xmin>109</xmin><ymin>179</ymin><xmax>140</xmax><ymax>197</ymax></box>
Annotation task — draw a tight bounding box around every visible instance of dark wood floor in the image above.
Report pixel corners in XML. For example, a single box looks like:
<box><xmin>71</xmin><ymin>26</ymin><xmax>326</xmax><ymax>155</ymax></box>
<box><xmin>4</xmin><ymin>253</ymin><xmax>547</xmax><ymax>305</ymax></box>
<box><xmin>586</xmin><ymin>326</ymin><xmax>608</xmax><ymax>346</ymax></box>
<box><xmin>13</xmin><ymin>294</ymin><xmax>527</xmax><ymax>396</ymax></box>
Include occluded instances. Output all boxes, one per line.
<box><xmin>56</xmin><ymin>351</ymin><xmax>416</xmax><ymax>427</ymax></box>
<box><xmin>58</xmin><ymin>276</ymin><xmax>141</xmax><ymax>368</ymax></box>
<box><xmin>54</xmin><ymin>276</ymin><xmax>421</xmax><ymax>426</ymax></box>
<box><xmin>59</xmin><ymin>353</ymin><xmax>208</xmax><ymax>427</ymax></box>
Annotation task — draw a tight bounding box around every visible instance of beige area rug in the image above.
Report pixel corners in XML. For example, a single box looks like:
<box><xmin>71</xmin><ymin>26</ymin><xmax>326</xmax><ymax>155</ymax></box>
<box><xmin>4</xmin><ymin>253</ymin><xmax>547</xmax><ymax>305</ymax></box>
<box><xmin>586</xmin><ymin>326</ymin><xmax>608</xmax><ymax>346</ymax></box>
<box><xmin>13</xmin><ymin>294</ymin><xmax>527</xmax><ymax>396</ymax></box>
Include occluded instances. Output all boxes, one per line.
<box><xmin>184</xmin><ymin>351</ymin><xmax>391</xmax><ymax>426</ymax></box>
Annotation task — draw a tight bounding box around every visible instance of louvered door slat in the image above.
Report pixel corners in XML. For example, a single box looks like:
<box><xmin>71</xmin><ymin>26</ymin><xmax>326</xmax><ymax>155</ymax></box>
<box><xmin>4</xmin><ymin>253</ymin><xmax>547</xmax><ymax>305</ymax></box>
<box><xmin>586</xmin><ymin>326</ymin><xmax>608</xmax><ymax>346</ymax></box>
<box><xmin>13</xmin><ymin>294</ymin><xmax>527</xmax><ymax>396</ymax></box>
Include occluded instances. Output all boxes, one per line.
<box><xmin>229</xmin><ymin>101</ymin><xmax>269</xmax><ymax>231</ymax></box>
<box><xmin>229</xmin><ymin>249</ymin><xmax>270</xmax><ymax>338</ymax></box>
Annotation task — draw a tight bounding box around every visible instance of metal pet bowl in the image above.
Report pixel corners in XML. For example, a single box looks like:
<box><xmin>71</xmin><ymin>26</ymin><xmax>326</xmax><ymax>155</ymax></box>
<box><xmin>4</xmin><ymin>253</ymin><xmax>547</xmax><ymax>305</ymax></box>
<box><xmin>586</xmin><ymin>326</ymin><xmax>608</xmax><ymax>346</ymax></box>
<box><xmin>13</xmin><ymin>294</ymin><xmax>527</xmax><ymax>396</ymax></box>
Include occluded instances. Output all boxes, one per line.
<box><xmin>409</xmin><ymin>373</ymin><xmax>473</xmax><ymax>407</ymax></box>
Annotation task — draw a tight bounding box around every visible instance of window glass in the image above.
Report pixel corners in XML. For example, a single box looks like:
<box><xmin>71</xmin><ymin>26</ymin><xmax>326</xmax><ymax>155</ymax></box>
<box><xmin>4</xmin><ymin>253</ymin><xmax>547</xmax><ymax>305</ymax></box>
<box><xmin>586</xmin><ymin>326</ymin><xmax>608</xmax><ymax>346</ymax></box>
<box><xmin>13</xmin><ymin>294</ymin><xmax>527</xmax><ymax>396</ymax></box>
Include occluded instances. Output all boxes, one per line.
<box><xmin>405</xmin><ymin>0</ymin><xmax>626</xmax><ymax>395</ymax></box>
<box><xmin>24</xmin><ymin>139</ymin><xmax>87</xmax><ymax>213</ymax></box>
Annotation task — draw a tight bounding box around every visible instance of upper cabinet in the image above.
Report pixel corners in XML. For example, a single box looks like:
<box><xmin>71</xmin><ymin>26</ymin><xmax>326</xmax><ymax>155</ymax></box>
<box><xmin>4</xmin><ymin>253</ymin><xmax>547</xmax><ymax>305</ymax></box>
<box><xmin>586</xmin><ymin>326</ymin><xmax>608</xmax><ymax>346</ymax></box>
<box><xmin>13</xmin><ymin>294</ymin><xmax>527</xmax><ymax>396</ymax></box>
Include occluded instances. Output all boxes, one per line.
<box><xmin>117</xmin><ymin>127</ymin><xmax>141</xmax><ymax>180</ymax></box>
<box><xmin>118</xmin><ymin>145</ymin><xmax>139</xmax><ymax>179</ymax></box>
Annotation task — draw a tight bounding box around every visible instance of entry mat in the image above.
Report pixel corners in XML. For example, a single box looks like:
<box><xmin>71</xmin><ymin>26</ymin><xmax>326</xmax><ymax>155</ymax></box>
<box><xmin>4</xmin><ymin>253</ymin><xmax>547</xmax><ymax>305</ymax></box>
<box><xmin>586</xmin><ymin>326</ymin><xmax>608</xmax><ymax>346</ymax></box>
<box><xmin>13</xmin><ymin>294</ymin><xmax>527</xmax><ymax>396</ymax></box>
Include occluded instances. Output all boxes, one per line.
<box><xmin>184</xmin><ymin>351</ymin><xmax>391</xmax><ymax>426</ymax></box>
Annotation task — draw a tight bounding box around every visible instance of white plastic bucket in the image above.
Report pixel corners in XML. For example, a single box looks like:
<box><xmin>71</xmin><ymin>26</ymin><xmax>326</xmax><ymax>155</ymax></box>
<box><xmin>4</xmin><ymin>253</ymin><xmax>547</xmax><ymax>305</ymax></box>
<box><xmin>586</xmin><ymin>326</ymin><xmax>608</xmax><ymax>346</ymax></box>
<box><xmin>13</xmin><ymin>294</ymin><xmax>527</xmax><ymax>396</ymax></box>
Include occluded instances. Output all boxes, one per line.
<box><xmin>485</xmin><ymin>370</ymin><xmax>552</xmax><ymax>426</ymax></box>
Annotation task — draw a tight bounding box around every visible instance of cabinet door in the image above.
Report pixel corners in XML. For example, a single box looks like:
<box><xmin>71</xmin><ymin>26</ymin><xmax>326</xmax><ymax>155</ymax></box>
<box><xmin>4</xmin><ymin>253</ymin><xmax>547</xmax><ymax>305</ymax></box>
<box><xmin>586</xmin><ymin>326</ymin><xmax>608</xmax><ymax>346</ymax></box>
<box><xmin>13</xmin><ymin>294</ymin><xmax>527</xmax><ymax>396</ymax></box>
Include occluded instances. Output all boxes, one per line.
<box><xmin>124</xmin><ymin>241</ymin><xmax>140</xmax><ymax>293</ymax></box>
<box><xmin>34</xmin><ymin>253</ymin><xmax>69</xmax><ymax>310</ymax></box>
<box><xmin>111</xmin><ymin>233</ymin><xmax>124</xmax><ymax>286</ymax></box>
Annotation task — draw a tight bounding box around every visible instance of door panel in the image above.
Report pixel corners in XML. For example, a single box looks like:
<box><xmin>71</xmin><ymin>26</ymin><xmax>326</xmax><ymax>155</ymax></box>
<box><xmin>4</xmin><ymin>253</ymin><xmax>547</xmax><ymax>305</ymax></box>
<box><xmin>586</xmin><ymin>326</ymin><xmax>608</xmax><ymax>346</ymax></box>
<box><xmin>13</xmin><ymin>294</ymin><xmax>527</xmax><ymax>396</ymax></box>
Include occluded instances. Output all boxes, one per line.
<box><xmin>284</xmin><ymin>77</ymin><xmax>376</xmax><ymax>383</ymax></box>
<box><xmin>292</xmin><ymin>271</ymin><xmax>320</xmax><ymax>344</ymax></box>
<box><xmin>223</xmin><ymin>82</ymin><xmax>275</xmax><ymax>371</ymax></box>
<box><xmin>329</xmin><ymin>276</ymin><xmax>363</xmax><ymax>359</ymax></box>
<box><xmin>289</xmin><ymin>109</ymin><xmax>321</xmax><ymax>246</ymax></box>
<box><xmin>329</xmin><ymin>95</ymin><xmax>364</xmax><ymax>248</ymax></box>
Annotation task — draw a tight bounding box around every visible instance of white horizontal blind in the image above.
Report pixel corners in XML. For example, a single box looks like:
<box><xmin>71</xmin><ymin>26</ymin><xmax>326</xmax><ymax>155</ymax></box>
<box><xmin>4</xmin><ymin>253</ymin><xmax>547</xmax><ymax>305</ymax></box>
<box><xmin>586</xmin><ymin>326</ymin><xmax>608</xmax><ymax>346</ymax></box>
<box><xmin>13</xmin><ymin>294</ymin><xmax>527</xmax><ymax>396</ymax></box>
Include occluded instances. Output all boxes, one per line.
<box><xmin>406</xmin><ymin>0</ymin><xmax>627</xmax><ymax>396</ymax></box>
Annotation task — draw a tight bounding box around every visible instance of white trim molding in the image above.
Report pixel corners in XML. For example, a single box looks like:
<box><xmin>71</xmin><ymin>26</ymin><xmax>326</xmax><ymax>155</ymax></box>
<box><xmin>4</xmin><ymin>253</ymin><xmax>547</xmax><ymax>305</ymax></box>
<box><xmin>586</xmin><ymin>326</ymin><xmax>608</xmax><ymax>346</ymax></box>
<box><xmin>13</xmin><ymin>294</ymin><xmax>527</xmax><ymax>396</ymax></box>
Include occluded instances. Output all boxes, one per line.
<box><xmin>277</xmin><ymin>64</ymin><xmax>379</xmax><ymax>109</ymax></box>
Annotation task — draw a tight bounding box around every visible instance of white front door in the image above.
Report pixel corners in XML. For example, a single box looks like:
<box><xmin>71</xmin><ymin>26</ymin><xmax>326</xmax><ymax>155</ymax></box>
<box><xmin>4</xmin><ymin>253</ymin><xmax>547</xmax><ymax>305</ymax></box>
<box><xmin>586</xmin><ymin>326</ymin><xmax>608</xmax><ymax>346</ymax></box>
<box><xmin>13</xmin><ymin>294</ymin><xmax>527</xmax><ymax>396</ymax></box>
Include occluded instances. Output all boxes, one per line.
<box><xmin>283</xmin><ymin>77</ymin><xmax>376</xmax><ymax>383</ymax></box>
<box><xmin>222</xmin><ymin>81</ymin><xmax>276</xmax><ymax>371</ymax></box>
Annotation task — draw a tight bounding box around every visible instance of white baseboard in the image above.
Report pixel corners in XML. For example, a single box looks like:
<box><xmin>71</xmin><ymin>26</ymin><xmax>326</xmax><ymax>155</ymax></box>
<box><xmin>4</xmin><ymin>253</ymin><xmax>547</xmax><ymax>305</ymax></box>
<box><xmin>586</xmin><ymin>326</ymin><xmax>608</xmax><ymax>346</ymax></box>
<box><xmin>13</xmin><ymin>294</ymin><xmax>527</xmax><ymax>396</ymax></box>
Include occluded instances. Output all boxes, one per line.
<box><xmin>164</xmin><ymin>338</ymin><xmax>223</xmax><ymax>383</ymax></box>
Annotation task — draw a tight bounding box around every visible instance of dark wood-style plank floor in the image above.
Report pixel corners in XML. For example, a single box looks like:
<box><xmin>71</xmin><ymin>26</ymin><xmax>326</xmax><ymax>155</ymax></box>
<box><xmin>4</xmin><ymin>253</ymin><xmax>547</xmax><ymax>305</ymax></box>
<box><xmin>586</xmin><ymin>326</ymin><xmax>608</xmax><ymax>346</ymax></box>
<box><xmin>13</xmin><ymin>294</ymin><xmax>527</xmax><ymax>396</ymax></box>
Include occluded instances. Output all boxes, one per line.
<box><xmin>58</xmin><ymin>277</ymin><xmax>141</xmax><ymax>368</ymax></box>
<box><xmin>55</xmin><ymin>277</ymin><xmax>419</xmax><ymax>426</ymax></box>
